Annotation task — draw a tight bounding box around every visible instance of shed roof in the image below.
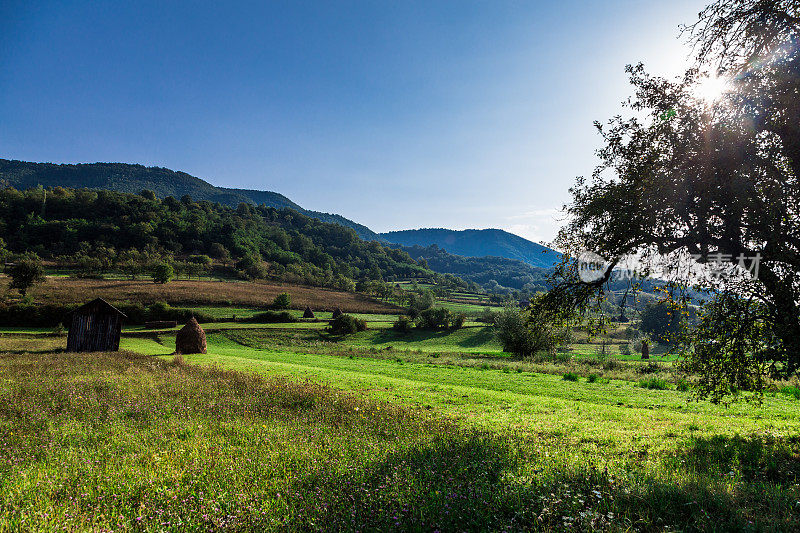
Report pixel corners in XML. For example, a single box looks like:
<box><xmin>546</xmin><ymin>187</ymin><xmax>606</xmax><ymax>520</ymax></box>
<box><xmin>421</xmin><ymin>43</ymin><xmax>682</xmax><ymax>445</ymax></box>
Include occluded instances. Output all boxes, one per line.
<box><xmin>66</xmin><ymin>298</ymin><xmax>127</xmax><ymax>318</ymax></box>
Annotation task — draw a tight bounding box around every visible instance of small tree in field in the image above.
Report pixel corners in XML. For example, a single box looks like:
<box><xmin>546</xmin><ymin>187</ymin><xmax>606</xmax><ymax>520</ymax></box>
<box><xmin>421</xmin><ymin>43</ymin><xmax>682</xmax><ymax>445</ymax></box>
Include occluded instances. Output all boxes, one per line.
<box><xmin>272</xmin><ymin>292</ymin><xmax>291</xmax><ymax>309</ymax></box>
<box><xmin>8</xmin><ymin>254</ymin><xmax>46</xmax><ymax>297</ymax></box>
<box><xmin>639</xmin><ymin>301</ymin><xmax>682</xmax><ymax>345</ymax></box>
<box><xmin>151</xmin><ymin>262</ymin><xmax>174</xmax><ymax>284</ymax></box>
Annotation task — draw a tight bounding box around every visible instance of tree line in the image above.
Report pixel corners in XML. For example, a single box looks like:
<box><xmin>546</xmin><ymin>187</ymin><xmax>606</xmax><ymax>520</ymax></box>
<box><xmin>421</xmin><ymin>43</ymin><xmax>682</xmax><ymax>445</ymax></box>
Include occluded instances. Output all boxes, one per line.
<box><xmin>0</xmin><ymin>186</ymin><xmax>471</xmax><ymax>291</ymax></box>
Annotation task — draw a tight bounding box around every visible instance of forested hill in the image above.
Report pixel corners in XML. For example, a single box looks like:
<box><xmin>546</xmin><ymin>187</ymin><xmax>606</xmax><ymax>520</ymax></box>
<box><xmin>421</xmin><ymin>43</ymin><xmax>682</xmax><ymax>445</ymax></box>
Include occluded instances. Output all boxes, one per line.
<box><xmin>0</xmin><ymin>187</ymin><xmax>441</xmax><ymax>289</ymax></box>
<box><xmin>381</xmin><ymin>228</ymin><xmax>560</xmax><ymax>268</ymax></box>
<box><xmin>0</xmin><ymin>159</ymin><xmax>382</xmax><ymax>241</ymax></box>
<box><xmin>397</xmin><ymin>244</ymin><xmax>551</xmax><ymax>293</ymax></box>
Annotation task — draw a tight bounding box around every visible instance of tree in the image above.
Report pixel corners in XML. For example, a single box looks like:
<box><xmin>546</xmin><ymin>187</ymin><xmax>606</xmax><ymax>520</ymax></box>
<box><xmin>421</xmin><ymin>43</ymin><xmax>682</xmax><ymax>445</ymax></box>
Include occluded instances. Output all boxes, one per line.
<box><xmin>8</xmin><ymin>254</ymin><xmax>45</xmax><ymax>297</ymax></box>
<box><xmin>639</xmin><ymin>301</ymin><xmax>682</xmax><ymax>345</ymax></box>
<box><xmin>272</xmin><ymin>292</ymin><xmax>291</xmax><ymax>309</ymax></box>
<box><xmin>406</xmin><ymin>290</ymin><xmax>434</xmax><ymax>318</ymax></box>
<box><xmin>209</xmin><ymin>243</ymin><xmax>231</xmax><ymax>265</ymax></box>
<box><xmin>415</xmin><ymin>307</ymin><xmax>452</xmax><ymax>330</ymax></box>
<box><xmin>495</xmin><ymin>302</ymin><xmax>571</xmax><ymax>357</ymax></box>
<box><xmin>545</xmin><ymin>0</ymin><xmax>800</xmax><ymax>400</ymax></box>
<box><xmin>151</xmin><ymin>262</ymin><xmax>174</xmax><ymax>284</ymax></box>
<box><xmin>328</xmin><ymin>314</ymin><xmax>367</xmax><ymax>335</ymax></box>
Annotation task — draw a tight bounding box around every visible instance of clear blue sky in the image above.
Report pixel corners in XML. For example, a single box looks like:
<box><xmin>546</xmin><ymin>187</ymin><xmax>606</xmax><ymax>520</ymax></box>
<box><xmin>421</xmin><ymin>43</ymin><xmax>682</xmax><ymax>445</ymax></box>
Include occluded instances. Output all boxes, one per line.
<box><xmin>1</xmin><ymin>0</ymin><xmax>707</xmax><ymax>243</ymax></box>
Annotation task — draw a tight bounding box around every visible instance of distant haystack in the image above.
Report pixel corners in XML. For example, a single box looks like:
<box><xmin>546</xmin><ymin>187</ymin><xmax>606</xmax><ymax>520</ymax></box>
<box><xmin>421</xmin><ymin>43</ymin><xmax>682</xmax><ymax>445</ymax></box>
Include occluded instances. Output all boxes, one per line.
<box><xmin>175</xmin><ymin>317</ymin><xmax>207</xmax><ymax>354</ymax></box>
<box><xmin>303</xmin><ymin>306</ymin><xmax>316</xmax><ymax>319</ymax></box>
<box><xmin>332</xmin><ymin>307</ymin><xmax>343</xmax><ymax>319</ymax></box>
<box><xmin>641</xmin><ymin>340</ymin><xmax>649</xmax><ymax>360</ymax></box>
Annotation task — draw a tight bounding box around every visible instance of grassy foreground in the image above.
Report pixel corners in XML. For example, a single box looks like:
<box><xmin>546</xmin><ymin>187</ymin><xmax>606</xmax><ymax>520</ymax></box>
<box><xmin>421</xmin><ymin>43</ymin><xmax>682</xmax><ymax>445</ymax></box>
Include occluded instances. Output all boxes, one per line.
<box><xmin>1</xmin><ymin>345</ymin><xmax>799</xmax><ymax>531</ymax></box>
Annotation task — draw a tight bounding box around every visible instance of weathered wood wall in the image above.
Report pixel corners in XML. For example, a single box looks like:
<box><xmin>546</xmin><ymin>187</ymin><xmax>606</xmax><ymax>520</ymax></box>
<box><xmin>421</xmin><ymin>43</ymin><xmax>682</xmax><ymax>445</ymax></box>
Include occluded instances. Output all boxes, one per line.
<box><xmin>66</xmin><ymin>311</ymin><xmax>122</xmax><ymax>352</ymax></box>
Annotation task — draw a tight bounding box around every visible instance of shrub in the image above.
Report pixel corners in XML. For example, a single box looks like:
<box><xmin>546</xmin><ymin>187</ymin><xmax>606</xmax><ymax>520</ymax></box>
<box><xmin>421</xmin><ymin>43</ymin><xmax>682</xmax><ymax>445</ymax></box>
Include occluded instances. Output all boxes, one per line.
<box><xmin>562</xmin><ymin>372</ymin><xmax>579</xmax><ymax>382</ymax></box>
<box><xmin>779</xmin><ymin>386</ymin><xmax>800</xmax><ymax>399</ymax></box>
<box><xmin>638</xmin><ymin>361</ymin><xmax>661</xmax><ymax>374</ymax></box>
<box><xmin>188</xmin><ymin>255</ymin><xmax>212</xmax><ymax>265</ymax></box>
<box><xmin>151</xmin><ymin>262</ymin><xmax>174</xmax><ymax>284</ymax></box>
<box><xmin>676</xmin><ymin>378</ymin><xmax>691</xmax><ymax>392</ymax></box>
<box><xmin>639</xmin><ymin>377</ymin><xmax>669</xmax><ymax>390</ymax></box>
<box><xmin>272</xmin><ymin>292</ymin><xmax>291</xmax><ymax>310</ymax></box>
<box><xmin>406</xmin><ymin>290</ymin><xmax>435</xmax><ymax>318</ymax></box>
<box><xmin>478</xmin><ymin>307</ymin><xmax>499</xmax><ymax>323</ymax></box>
<box><xmin>393</xmin><ymin>315</ymin><xmax>414</xmax><ymax>333</ymax></box>
<box><xmin>247</xmin><ymin>311</ymin><xmax>297</xmax><ymax>323</ymax></box>
<box><xmin>451</xmin><ymin>313</ymin><xmax>466</xmax><ymax>330</ymax></box>
<box><xmin>587</xmin><ymin>373</ymin><xmax>599</xmax><ymax>383</ymax></box>
<box><xmin>329</xmin><ymin>314</ymin><xmax>367</xmax><ymax>335</ymax></box>
<box><xmin>619</xmin><ymin>343</ymin><xmax>632</xmax><ymax>356</ymax></box>
<box><xmin>415</xmin><ymin>308</ymin><xmax>452</xmax><ymax>330</ymax></box>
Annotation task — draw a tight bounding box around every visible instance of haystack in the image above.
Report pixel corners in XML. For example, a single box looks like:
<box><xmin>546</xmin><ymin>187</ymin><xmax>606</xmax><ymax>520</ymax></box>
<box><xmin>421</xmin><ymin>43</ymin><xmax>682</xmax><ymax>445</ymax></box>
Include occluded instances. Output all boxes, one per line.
<box><xmin>303</xmin><ymin>306</ymin><xmax>316</xmax><ymax>319</ymax></box>
<box><xmin>175</xmin><ymin>317</ymin><xmax>207</xmax><ymax>354</ymax></box>
<box><xmin>641</xmin><ymin>340</ymin><xmax>649</xmax><ymax>360</ymax></box>
<box><xmin>332</xmin><ymin>307</ymin><xmax>343</xmax><ymax>319</ymax></box>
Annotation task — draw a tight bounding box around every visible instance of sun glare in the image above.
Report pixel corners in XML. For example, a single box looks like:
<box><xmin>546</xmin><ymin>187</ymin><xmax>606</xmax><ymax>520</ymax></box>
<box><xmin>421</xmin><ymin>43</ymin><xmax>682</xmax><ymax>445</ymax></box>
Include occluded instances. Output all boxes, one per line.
<box><xmin>693</xmin><ymin>75</ymin><xmax>730</xmax><ymax>102</ymax></box>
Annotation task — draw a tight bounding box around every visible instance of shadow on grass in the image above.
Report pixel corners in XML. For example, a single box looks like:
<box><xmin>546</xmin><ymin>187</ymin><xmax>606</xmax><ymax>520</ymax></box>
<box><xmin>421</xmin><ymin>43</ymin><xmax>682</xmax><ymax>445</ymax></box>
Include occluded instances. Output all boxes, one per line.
<box><xmin>356</xmin><ymin>326</ymin><xmax>498</xmax><ymax>349</ymax></box>
<box><xmin>288</xmin><ymin>431</ymin><xmax>798</xmax><ymax>532</ymax></box>
<box><xmin>292</xmin><ymin>428</ymin><xmax>800</xmax><ymax>531</ymax></box>
<box><xmin>684</xmin><ymin>434</ymin><xmax>800</xmax><ymax>486</ymax></box>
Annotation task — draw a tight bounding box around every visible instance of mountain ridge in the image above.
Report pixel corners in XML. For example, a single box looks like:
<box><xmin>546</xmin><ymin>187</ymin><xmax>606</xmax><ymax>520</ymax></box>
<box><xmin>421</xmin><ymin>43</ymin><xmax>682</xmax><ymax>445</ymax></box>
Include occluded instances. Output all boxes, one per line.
<box><xmin>380</xmin><ymin>228</ymin><xmax>561</xmax><ymax>269</ymax></box>
<box><xmin>0</xmin><ymin>159</ymin><xmax>561</xmax><ymax>270</ymax></box>
<box><xmin>0</xmin><ymin>159</ymin><xmax>383</xmax><ymax>241</ymax></box>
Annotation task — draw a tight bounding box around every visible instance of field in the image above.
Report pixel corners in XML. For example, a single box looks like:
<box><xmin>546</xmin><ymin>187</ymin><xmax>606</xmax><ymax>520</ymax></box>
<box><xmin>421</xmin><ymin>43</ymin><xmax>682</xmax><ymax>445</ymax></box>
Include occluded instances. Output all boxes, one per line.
<box><xmin>1</xmin><ymin>277</ymin><xmax>799</xmax><ymax>530</ymax></box>
<box><xmin>5</xmin><ymin>278</ymin><xmax>401</xmax><ymax>314</ymax></box>
<box><xmin>1</xmin><ymin>323</ymin><xmax>799</xmax><ymax>531</ymax></box>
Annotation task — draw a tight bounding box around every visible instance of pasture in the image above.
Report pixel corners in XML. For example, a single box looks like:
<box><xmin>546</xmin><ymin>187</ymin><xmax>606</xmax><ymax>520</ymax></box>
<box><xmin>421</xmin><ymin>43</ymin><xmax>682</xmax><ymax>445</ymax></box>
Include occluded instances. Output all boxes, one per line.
<box><xmin>4</xmin><ymin>278</ymin><xmax>401</xmax><ymax>314</ymax></box>
<box><xmin>0</xmin><ymin>325</ymin><xmax>798</xmax><ymax>530</ymax></box>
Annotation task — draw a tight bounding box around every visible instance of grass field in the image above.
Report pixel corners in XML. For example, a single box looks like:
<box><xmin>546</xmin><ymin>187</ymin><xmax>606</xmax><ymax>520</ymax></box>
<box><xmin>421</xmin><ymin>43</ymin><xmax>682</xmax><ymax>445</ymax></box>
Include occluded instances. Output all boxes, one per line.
<box><xmin>5</xmin><ymin>277</ymin><xmax>401</xmax><ymax>314</ymax></box>
<box><xmin>1</xmin><ymin>274</ymin><xmax>799</xmax><ymax>530</ymax></box>
<box><xmin>1</xmin><ymin>331</ymin><xmax>799</xmax><ymax>531</ymax></box>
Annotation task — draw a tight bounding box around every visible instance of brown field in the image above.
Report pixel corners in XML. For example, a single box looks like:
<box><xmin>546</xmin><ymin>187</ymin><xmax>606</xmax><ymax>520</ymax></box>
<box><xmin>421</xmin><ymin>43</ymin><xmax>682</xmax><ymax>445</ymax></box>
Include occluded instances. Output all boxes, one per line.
<box><xmin>5</xmin><ymin>277</ymin><xmax>402</xmax><ymax>314</ymax></box>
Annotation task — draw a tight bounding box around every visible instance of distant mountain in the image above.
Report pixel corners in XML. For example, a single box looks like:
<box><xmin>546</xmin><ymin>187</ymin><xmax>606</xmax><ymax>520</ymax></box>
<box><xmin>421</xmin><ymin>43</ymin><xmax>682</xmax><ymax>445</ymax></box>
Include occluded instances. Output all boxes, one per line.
<box><xmin>396</xmin><ymin>244</ymin><xmax>551</xmax><ymax>292</ymax></box>
<box><xmin>0</xmin><ymin>159</ymin><xmax>382</xmax><ymax>241</ymax></box>
<box><xmin>380</xmin><ymin>228</ymin><xmax>561</xmax><ymax>269</ymax></box>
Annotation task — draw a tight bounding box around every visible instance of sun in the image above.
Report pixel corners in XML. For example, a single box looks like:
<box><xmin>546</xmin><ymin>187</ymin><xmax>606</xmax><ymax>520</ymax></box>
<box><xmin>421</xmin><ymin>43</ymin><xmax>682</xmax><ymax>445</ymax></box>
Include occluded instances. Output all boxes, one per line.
<box><xmin>693</xmin><ymin>74</ymin><xmax>730</xmax><ymax>103</ymax></box>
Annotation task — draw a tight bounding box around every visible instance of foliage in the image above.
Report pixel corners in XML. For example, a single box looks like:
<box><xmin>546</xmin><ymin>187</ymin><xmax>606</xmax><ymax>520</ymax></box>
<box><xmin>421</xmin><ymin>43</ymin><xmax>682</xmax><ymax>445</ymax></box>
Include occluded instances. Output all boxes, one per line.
<box><xmin>495</xmin><ymin>299</ymin><xmax>573</xmax><ymax>357</ymax></box>
<box><xmin>0</xmin><ymin>301</ymin><xmax>215</xmax><ymax>327</ymax></box>
<box><xmin>328</xmin><ymin>314</ymin><xmax>367</xmax><ymax>335</ymax></box>
<box><xmin>6</xmin><ymin>253</ymin><xmax>45</xmax><ymax>297</ymax></box>
<box><xmin>639</xmin><ymin>377</ymin><xmax>670</xmax><ymax>390</ymax></box>
<box><xmin>478</xmin><ymin>307</ymin><xmax>499</xmax><ymax>323</ymax></box>
<box><xmin>150</xmin><ymin>262</ymin><xmax>174</xmax><ymax>284</ymax></box>
<box><xmin>639</xmin><ymin>301</ymin><xmax>683</xmax><ymax>344</ymax></box>
<box><xmin>0</xmin><ymin>159</ymin><xmax>384</xmax><ymax>240</ymax></box>
<box><xmin>679</xmin><ymin>293</ymin><xmax>772</xmax><ymax>403</ymax></box>
<box><xmin>414</xmin><ymin>307</ymin><xmax>452</xmax><ymax>330</ymax></box>
<box><xmin>272</xmin><ymin>292</ymin><xmax>291</xmax><ymax>310</ymax></box>
<box><xmin>0</xmin><ymin>186</ymin><xmax>435</xmax><ymax>289</ymax></box>
<box><xmin>451</xmin><ymin>313</ymin><xmax>467</xmax><ymax>330</ymax></box>
<box><xmin>392</xmin><ymin>315</ymin><xmax>414</xmax><ymax>333</ymax></box>
<box><xmin>562</xmin><ymin>372</ymin><xmax>579</xmax><ymax>382</ymax></box>
<box><xmin>546</xmin><ymin>0</ymin><xmax>800</xmax><ymax>399</ymax></box>
<box><xmin>246</xmin><ymin>310</ymin><xmax>297</xmax><ymax>324</ymax></box>
<box><xmin>406</xmin><ymin>289</ymin><xmax>435</xmax><ymax>318</ymax></box>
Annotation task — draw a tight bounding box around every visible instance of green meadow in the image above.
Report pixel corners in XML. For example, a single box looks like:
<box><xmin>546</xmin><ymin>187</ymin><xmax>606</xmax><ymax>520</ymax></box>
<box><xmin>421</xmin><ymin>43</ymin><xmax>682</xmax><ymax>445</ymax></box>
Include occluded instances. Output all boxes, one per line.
<box><xmin>1</xmin><ymin>317</ymin><xmax>799</xmax><ymax>531</ymax></box>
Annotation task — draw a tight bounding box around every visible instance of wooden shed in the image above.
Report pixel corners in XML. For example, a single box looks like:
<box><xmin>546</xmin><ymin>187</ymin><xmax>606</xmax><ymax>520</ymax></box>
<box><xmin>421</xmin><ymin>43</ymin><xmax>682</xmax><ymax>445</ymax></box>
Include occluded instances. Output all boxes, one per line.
<box><xmin>66</xmin><ymin>298</ymin><xmax>126</xmax><ymax>352</ymax></box>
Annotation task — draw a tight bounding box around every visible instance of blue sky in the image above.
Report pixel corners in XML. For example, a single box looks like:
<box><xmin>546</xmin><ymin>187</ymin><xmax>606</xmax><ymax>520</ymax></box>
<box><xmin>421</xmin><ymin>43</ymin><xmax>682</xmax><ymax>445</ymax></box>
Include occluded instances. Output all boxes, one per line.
<box><xmin>1</xmin><ymin>0</ymin><xmax>707</xmax><ymax>243</ymax></box>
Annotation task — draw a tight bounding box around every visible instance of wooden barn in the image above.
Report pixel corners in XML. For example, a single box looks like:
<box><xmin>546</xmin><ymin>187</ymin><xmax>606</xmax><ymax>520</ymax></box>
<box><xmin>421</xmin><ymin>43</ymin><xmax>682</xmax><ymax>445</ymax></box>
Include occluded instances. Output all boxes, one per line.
<box><xmin>66</xmin><ymin>298</ymin><xmax>126</xmax><ymax>352</ymax></box>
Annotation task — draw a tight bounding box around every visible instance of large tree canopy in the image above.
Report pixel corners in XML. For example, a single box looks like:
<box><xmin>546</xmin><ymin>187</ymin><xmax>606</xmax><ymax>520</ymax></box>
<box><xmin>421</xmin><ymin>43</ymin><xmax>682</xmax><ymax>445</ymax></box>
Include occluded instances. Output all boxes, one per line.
<box><xmin>546</xmin><ymin>0</ymin><xmax>800</xmax><ymax>400</ymax></box>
